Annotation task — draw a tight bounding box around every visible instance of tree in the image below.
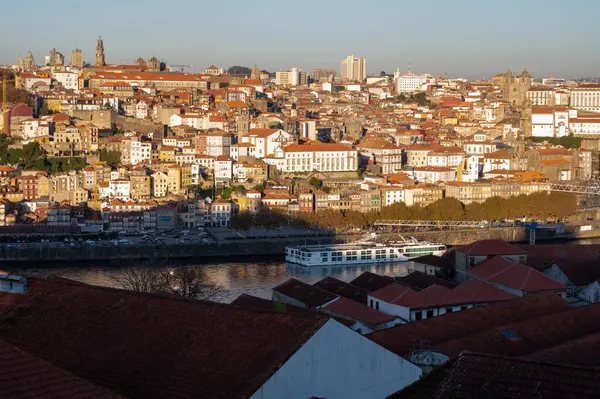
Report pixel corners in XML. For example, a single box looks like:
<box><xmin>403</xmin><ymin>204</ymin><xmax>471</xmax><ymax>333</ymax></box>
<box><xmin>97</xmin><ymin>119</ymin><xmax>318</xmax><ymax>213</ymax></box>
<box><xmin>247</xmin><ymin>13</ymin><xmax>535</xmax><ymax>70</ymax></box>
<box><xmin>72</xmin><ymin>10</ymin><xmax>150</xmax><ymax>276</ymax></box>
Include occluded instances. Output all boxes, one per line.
<box><xmin>166</xmin><ymin>267</ymin><xmax>223</xmax><ymax>301</ymax></box>
<box><xmin>99</xmin><ymin>148</ymin><xmax>121</xmax><ymax>167</ymax></box>
<box><xmin>110</xmin><ymin>267</ymin><xmax>223</xmax><ymax>301</ymax></box>
<box><xmin>110</xmin><ymin>268</ymin><xmax>165</xmax><ymax>293</ymax></box>
<box><xmin>308</xmin><ymin>177</ymin><xmax>322</xmax><ymax>189</ymax></box>
<box><xmin>227</xmin><ymin>66</ymin><xmax>252</xmax><ymax>76</ymax></box>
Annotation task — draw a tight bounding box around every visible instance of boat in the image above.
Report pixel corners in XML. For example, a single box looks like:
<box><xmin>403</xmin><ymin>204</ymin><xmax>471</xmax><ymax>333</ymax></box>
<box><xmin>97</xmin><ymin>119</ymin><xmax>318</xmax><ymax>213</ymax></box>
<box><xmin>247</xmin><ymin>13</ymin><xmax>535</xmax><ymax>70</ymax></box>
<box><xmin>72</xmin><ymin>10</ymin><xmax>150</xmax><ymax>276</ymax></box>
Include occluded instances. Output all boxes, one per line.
<box><xmin>285</xmin><ymin>235</ymin><xmax>446</xmax><ymax>267</ymax></box>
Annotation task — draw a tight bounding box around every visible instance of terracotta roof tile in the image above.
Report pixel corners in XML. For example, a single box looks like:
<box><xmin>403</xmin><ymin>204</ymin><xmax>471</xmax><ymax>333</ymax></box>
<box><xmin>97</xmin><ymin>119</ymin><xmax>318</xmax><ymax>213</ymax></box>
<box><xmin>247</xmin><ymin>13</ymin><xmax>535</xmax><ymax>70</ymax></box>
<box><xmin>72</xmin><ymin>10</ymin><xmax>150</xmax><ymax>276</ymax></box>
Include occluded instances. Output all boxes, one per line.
<box><xmin>456</xmin><ymin>239</ymin><xmax>527</xmax><ymax>256</ymax></box>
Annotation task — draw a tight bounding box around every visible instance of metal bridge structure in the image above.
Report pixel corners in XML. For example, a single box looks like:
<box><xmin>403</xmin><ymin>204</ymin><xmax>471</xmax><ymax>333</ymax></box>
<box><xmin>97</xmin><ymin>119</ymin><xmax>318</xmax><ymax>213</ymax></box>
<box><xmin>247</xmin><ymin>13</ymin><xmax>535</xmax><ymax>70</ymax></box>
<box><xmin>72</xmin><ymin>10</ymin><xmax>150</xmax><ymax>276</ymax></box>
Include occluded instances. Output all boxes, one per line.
<box><xmin>550</xmin><ymin>180</ymin><xmax>600</xmax><ymax>195</ymax></box>
<box><xmin>374</xmin><ymin>220</ymin><xmax>486</xmax><ymax>228</ymax></box>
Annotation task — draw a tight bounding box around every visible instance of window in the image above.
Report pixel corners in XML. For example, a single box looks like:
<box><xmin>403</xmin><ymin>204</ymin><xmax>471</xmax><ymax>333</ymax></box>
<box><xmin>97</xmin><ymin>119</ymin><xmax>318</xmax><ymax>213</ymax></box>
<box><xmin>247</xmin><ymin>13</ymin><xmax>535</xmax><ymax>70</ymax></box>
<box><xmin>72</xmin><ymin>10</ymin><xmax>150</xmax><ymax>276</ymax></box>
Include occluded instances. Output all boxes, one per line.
<box><xmin>414</xmin><ymin>311</ymin><xmax>422</xmax><ymax>321</ymax></box>
<box><xmin>426</xmin><ymin>310</ymin><xmax>434</xmax><ymax>318</ymax></box>
<box><xmin>469</xmin><ymin>257</ymin><xmax>475</xmax><ymax>267</ymax></box>
<box><xmin>446</xmin><ymin>307</ymin><xmax>453</xmax><ymax>313</ymax></box>
<box><xmin>331</xmin><ymin>251</ymin><xmax>343</xmax><ymax>262</ymax></box>
<box><xmin>370</xmin><ymin>299</ymin><xmax>374</xmax><ymax>308</ymax></box>
<box><xmin>375</xmin><ymin>301</ymin><xmax>379</xmax><ymax>310</ymax></box>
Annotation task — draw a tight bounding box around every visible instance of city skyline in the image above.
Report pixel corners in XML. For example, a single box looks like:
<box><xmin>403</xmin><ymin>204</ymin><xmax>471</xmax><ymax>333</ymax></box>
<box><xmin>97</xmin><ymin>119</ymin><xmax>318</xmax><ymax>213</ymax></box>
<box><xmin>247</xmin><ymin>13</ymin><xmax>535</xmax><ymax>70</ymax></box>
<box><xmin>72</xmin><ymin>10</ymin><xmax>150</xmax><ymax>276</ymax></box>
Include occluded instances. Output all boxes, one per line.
<box><xmin>4</xmin><ymin>0</ymin><xmax>600</xmax><ymax>79</ymax></box>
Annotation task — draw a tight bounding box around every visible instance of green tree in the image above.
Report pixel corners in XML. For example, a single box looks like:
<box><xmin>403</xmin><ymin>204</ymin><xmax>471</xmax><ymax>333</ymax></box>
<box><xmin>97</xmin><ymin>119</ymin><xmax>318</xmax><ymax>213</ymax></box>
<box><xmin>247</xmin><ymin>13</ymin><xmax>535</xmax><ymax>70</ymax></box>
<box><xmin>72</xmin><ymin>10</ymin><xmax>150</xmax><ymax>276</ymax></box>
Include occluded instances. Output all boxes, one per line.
<box><xmin>308</xmin><ymin>177</ymin><xmax>322</xmax><ymax>189</ymax></box>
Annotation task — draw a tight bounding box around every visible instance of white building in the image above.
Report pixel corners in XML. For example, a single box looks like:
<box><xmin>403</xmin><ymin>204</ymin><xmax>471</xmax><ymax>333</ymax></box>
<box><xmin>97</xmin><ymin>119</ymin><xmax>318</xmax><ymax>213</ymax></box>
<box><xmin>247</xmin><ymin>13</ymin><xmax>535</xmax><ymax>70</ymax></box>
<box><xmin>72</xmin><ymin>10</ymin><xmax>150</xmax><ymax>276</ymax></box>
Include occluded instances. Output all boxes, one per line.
<box><xmin>108</xmin><ymin>179</ymin><xmax>131</xmax><ymax>200</ymax></box>
<box><xmin>214</xmin><ymin>155</ymin><xmax>233</xmax><ymax>184</ymax></box>
<box><xmin>280</xmin><ymin>143</ymin><xmax>358</xmax><ymax>173</ymax></box>
<box><xmin>206</xmin><ymin>130</ymin><xmax>232</xmax><ymax>157</ymax></box>
<box><xmin>52</xmin><ymin>72</ymin><xmax>79</xmax><ymax>91</ymax></box>
<box><xmin>340</xmin><ymin>55</ymin><xmax>367</xmax><ymax>82</ymax></box>
<box><xmin>381</xmin><ymin>186</ymin><xmax>405</xmax><ymax>206</ymax></box>
<box><xmin>210</xmin><ymin>197</ymin><xmax>231</xmax><ymax>227</ymax></box>
<box><xmin>531</xmin><ymin>107</ymin><xmax>570</xmax><ymax>138</ymax></box>
<box><xmin>275</xmin><ymin>67</ymin><xmax>307</xmax><ymax>86</ymax></box>
<box><xmin>395</xmin><ymin>73</ymin><xmax>434</xmax><ymax>93</ymax></box>
<box><xmin>571</xmin><ymin>84</ymin><xmax>600</xmax><ymax>112</ymax></box>
<box><xmin>241</xmin><ymin>128</ymin><xmax>293</xmax><ymax>159</ymax></box>
<box><xmin>526</xmin><ymin>86</ymin><xmax>555</xmax><ymax>106</ymax></box>
<box><xmin>409</xmin><ymin>167</ymin><xmax>455</xmax><ymax>183</ymax></box>
<box><xmin>123</xmin><ymin>138</ymin><xmax>152</xmax><ymax>165</ymax></box>
<box><xmin>427</xmin><ymin>147</ymin><xmax>465</xmax><ymax>168</ymax></box>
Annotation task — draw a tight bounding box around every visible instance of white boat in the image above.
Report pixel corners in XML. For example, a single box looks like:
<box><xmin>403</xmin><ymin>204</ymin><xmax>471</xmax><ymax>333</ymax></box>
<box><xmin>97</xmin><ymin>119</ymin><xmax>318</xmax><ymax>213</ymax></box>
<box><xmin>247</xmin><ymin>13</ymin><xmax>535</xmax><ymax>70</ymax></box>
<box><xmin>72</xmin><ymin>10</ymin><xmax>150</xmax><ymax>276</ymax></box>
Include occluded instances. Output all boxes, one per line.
<box><xmin>285</xmin><ymin>235</ymin><xmax>446</xmax><ymax>267</ymax></box>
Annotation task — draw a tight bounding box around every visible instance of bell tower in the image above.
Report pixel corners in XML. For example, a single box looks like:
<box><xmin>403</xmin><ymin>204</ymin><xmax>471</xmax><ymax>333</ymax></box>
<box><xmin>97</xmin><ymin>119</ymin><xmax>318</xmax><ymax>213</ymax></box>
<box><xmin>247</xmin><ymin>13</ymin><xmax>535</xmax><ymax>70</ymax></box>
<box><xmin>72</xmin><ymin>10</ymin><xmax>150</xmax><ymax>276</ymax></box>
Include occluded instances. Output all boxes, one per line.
<box><xmin>95</xmin><ymin>37</ymin><xmax>106</xmax><ymax>66</ymax></box>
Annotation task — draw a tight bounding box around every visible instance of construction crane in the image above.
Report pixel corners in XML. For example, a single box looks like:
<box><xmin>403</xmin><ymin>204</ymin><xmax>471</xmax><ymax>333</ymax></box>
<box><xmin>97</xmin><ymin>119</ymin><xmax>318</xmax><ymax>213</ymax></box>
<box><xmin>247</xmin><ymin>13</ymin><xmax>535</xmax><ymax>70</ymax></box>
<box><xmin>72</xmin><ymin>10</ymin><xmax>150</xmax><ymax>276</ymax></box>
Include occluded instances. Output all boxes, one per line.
<box><xmin>169</xmin><ymin>64</ymin><xmax>195</xmax><ymax>73</ymax></box>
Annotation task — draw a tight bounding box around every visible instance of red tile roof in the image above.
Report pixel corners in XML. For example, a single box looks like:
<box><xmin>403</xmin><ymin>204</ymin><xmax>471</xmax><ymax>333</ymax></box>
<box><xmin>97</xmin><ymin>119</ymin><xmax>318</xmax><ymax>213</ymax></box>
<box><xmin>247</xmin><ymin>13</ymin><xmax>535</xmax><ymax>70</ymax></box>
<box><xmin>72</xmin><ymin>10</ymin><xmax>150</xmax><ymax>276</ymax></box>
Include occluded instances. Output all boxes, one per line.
<box><xmin>350</xmin><ymin>271</ymin><xmax>398</xmax><ymax>292</ymax></box>
<box><xmin>456</xmin><ymin>239</ymin><xmax>527</xmax><ymax>256</ymax></box>
<box><xmin>273</xmin><ymin>278</ymin><xmax>338</xmax><ymax>308</ymax></box>
<box><xmin>323</xmin><ymin>297</ymin><xmax>398</xmax><ymax>325</ymax></box>
<box><xmin>469</xmin><ymin>256</ymin><xmax>566</xmax><ymax>292</ymax></box>
<box><xmin>313</xmin><ymin>276</ymin><xmax>369</xmax><ymax>304</ymax></box>
<box><xmin>285</xmin><ymin>143</ymin><xmax>354</xmax><ymax>152</ymax></box>
<box><xmin>0</xmin><ymin>277</ymin><xmax>328</xmax><ymax>399</ymax></box>
<box><xmin>452</xmin><ymin>279</ymin><xmax>516</xmax><ymax>303</ymax></box>
<box><xmin>367</xmin><ymin>293</ymin><xmax>570</xmax><ymax>357</ymax></box>
<box><xmin>390</xmin><ymin>352</ymin><xmax>600</xmax><ymax>399</ymax></box>
<box><xmin>0</xmin><ymin>339</ymin><xmax>123</xmax><ymax>399</ymax></box>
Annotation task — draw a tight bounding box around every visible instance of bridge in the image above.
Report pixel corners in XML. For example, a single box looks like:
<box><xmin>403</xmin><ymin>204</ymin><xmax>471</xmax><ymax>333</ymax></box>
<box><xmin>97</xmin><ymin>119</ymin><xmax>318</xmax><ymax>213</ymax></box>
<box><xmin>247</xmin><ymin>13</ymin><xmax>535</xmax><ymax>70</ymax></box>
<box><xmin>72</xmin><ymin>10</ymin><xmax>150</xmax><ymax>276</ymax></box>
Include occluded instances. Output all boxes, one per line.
<box><xmin>374</xmin><ymin>220</ymin><xmax>487</xmax><ymax>228</ymax></box>
<box><xmin>550</xmin><ymin>180</ymin><xmax>600</xmax><ymax>195</ymax></box>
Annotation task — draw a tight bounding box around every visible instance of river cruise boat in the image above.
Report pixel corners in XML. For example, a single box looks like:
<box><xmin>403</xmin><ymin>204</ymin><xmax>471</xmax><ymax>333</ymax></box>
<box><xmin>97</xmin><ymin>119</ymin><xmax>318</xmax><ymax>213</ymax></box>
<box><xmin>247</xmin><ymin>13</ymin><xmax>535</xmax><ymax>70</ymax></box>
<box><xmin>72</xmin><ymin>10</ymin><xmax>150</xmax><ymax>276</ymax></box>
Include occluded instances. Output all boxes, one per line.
<box><xmin>285</xmin><ymin>236</ymin><xmax>446</xmax><ymax>267</ymax></box>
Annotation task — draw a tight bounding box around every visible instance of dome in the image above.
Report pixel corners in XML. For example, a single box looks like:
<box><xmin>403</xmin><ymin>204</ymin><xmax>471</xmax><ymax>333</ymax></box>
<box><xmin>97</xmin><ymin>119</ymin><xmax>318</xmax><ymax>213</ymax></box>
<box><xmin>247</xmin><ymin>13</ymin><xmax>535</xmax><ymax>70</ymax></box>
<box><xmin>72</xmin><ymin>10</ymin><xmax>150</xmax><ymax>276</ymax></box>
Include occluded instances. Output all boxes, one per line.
<box><xmin>504</xmin><ymin>70</ymin><xmax>514</xmax><ymax>78</ymax></box>
<box><xmin>148</xmin><ymin>56</ymin><xmax>159</xmax><ymax>63</ymax></box>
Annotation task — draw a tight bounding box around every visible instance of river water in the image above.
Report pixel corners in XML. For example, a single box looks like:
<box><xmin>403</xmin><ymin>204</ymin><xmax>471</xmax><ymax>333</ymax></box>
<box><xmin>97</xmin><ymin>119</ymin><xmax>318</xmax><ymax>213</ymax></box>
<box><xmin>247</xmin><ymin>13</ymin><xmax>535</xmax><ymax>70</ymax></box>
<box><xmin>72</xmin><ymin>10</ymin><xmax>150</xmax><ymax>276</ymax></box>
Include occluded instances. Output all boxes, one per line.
<box><xmin>8</xmin><ymin>238</ymin><xmax>598</xmax><ymax>303</ymax></box>
<box><xmin>8</xmin><ymin>258</ymin><xmax>411</xmax><ymax>303</ymax></box>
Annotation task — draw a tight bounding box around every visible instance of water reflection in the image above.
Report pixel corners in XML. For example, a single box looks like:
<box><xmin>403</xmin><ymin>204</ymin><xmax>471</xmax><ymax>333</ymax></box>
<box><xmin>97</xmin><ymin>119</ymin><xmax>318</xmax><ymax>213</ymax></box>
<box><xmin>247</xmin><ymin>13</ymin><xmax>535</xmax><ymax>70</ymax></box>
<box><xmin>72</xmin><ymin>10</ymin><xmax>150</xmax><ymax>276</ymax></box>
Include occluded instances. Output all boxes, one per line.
<box><xmin>9</xmin><ymin>260</ymin><xmax>411</xmax><ymax>303</ymax></box>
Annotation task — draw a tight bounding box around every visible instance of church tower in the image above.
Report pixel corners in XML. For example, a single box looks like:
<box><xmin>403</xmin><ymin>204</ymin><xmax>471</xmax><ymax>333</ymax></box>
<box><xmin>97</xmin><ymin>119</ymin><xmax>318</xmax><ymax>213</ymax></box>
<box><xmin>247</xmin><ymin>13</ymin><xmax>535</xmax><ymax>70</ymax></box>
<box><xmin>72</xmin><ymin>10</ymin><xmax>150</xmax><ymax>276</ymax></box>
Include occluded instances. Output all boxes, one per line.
<box><xmin>251</xmin><ymin>64</ymin><xmax>260</xmax><ymax>80</ymax></box>
<box><xmin>95</xmin><ymin>37</ymin><xmax>106</xmax><ymax>66</ymax></box>
<box><xmin>17</xmin><ymin>55</ymin><xmax>24</xmax><ymax>71</ymax></box>
<box><xmin>71</xmin><ymin>49</ymin><xmax>83</xmax><ymax>68</ymax></box>
<box><xmin>24</xmin><ymin>51</ymin><xmax>36</xmax><ymax>72</ymax></box>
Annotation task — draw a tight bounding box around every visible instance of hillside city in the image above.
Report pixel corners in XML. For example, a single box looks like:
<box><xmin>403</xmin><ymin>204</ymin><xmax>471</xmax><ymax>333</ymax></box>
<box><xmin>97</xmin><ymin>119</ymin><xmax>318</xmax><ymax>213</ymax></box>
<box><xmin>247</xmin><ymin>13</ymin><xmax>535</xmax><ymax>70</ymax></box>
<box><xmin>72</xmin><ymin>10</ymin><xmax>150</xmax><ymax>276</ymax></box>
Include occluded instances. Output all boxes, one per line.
<box><xmin>2</xmin><ymin>37</ymin><xmax>600</xmax><ymax>399</ymax></box>
<box><xmin>0</xmin><ymin>39</ymin><xmax>594</xmax><ymax>233</ymax></box>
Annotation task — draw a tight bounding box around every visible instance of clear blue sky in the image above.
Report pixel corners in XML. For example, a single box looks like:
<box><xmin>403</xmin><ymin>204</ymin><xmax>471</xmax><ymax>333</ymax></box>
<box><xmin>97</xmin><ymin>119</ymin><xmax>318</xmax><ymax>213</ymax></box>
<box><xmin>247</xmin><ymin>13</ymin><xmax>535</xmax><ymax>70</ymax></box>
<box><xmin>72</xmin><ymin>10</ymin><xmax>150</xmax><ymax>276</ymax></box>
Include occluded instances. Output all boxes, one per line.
<box><xmin>3</xmin><ymin>0</ymin><xmax>598</xmax><ymax>79</ymax></box>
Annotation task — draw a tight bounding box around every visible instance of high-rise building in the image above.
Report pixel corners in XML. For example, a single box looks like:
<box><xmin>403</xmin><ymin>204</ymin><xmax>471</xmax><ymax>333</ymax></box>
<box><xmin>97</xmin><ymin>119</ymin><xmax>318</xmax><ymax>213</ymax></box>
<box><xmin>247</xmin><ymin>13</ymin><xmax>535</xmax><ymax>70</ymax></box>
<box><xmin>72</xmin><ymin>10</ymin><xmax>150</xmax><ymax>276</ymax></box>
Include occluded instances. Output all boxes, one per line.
<box><xmin>311</xmin><ymin>69</ymin><xmax>336</xmax><ymax>81</ymax></box>
<box><xmin>275</xmin><ymin>67</ymin><xmax>308</xmax><ymax>86</ymax></box>
<box><xmin>340</xmin><ymin>56</ymin><xmax>366</xmax><ymax>82</ymax></box>
<box><xmin>71</xmin><ymin>49</ymin><xmax>83</xmax><ymax>68</ymax></box>
<box><xmin>95</xmin><ymin>37</ymin><xmax>106</xmax><ymax>66</ymax></box>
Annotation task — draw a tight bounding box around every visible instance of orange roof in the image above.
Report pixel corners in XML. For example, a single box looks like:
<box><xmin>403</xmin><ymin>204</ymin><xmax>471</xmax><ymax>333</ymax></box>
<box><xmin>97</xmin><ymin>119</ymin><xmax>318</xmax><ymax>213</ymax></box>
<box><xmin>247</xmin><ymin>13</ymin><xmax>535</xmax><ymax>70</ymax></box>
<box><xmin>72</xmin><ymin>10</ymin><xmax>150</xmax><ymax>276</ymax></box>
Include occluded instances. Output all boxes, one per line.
<box><xmin>225</xmin><ymin>101</ymin><xmax>249</xmax><ymax>109</ymax></box>
<box><xmin>540</xmin><ymin>159</ymin><xmax>570</xmax><ymax>165</ymax></box>
<box><xmin>285</xmin><ymin>143</ymin><xmax>354</xmax><ymax>152</ymax></box>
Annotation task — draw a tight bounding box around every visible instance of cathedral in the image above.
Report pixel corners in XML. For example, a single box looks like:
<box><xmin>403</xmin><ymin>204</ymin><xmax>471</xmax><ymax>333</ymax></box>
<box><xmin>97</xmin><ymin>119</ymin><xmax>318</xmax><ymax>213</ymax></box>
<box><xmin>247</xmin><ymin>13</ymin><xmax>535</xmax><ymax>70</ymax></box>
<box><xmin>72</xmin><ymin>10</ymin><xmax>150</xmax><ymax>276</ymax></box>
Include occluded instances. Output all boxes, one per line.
<box><xmin>499</xmin><ymin>69</ymin><xmax>532</xmax><ymax>108</ymax></box>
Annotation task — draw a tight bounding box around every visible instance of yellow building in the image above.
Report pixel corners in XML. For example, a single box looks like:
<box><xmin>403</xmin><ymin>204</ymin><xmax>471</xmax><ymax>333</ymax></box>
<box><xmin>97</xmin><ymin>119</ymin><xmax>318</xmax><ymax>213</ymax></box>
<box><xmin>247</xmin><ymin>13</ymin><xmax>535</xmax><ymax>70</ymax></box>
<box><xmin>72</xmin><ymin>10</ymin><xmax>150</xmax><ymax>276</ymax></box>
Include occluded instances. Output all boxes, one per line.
<box><xmin>159</xmin><ymin>147</ymin><xmax>176</xmax><ymax>162</ymax></box>
<box><xmin>181</xmin><ymin>165</ymin><xmax>193</xmax><ymax>189</ymax></box>
<box><xmin>37</xmin><ymin>175</ymin><xmax>51</xmax><ymax>197</ymax></box>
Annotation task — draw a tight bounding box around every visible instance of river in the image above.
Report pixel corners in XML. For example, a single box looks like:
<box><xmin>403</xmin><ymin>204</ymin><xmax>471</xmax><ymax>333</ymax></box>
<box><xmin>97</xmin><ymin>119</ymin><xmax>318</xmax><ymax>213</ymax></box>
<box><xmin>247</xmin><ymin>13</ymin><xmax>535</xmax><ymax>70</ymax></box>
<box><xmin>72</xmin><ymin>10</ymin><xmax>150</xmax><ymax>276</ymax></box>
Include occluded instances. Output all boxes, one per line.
<box><xmin>7</xmin><ymin>237</ymin><xmax>598</xmax><ymax>303</ymax></box>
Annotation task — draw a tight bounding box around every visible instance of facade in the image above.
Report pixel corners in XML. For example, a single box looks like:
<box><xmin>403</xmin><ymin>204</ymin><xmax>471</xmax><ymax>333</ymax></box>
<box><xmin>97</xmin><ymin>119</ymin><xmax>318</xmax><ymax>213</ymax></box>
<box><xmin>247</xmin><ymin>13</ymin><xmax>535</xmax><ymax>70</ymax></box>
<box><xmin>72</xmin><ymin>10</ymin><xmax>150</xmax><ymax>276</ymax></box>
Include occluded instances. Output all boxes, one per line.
<box><xmin>70</xmin><ymin>49</ymin><xmax>83</xmax><ymax>68</ymax></box>
<box><xmin>275</xmin><ymin>68</ymin><xmax>308</xmax><ymax>86</ymax></box>
<box><xmin>280</xmin><ymin>143</ymin><xmax>358</xmax><ymax>173</ymax></box>
<box><xmin>340</xmin><ymin>56</ymin><xmax>367</xmax><ymax>82</ymax></box>
<box><xmin>395</xmin><ymin>73</ymin><xmax>433</xmax><ymax>93</ymax></box>
<box><xmin>570</xmin><ymin>84</ymin><xmax>600</xmax><ymax>112</ymax></box>
<box><xmin>311</xmin><ymin>69</ymin><xmax>336</xmax><ymax>81</ymax></box>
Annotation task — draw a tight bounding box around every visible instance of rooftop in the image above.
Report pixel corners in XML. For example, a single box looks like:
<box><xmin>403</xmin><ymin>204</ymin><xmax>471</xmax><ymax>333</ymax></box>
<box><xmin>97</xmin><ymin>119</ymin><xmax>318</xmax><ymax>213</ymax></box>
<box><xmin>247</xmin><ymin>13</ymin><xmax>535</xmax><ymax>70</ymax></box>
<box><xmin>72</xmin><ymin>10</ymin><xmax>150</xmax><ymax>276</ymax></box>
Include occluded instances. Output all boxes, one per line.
<box><xmin>389</xmin><ymin>352</ymin><xmax>600</xmax><ymax>399</ymax></box>
<box><xmin>456</xmin><ymin>239</ymin><xmax>527</xmax><ymax>256</ymax></box>
<box><xmin>273</xmin><ymin>278</ymin><xmax>338</xmax><ymax>308</ymax></box>
<box><xmin>0</xmin><ymin>277</ymin><xmax>328</xmax><ymax>399</ymax></box>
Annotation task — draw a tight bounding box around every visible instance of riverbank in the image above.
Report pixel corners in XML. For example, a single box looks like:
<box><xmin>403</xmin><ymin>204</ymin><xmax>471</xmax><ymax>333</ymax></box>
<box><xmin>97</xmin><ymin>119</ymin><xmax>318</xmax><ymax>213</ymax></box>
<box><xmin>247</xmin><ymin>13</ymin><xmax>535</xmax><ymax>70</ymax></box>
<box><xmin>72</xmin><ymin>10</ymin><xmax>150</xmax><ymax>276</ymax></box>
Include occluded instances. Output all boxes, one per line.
<box><xmin>2</xmin><ymin>225</ymin><xmax>600</xmax><ymax>266</ymax></box>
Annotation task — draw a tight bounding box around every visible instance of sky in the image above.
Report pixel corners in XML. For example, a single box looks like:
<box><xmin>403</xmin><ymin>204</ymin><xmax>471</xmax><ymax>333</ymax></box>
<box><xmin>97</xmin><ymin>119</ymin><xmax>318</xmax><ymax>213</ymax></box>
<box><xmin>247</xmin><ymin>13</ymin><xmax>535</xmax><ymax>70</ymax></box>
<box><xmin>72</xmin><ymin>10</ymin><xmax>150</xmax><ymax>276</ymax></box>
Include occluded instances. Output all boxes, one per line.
<box><xmin>2</xmin><ymin>0</ymin><xmax>599</xmax><ymax>79</ymax></box>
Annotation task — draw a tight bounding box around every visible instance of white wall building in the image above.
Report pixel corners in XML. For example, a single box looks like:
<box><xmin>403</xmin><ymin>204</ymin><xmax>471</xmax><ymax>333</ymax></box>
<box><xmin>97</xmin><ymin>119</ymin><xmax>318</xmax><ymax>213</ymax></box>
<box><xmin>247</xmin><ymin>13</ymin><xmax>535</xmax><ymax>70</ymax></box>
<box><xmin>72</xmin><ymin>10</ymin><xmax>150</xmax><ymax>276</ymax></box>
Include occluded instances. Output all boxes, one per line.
<box><xmin>249</xmin><ymin>319</ymin><xmax>422</xmax><ymax>399</ymax></box>
<box><xmin>52</xmin><ymin>72</ymin><xmax>79</xmax><ymax>91</ymax></box>
<box><xmin>281</xmin><ymin>143</ymin><xmax>358</xmax><ymax>173</ymax></box>
<box><xmin>395</xmin><ymin>73</ymin><xmax>434</xmax><ymax>93</ymax></box>
<box><xmin>571</xmin><ymin>84</ymin><xmax>600</xmax><ymax>112</ymax></box>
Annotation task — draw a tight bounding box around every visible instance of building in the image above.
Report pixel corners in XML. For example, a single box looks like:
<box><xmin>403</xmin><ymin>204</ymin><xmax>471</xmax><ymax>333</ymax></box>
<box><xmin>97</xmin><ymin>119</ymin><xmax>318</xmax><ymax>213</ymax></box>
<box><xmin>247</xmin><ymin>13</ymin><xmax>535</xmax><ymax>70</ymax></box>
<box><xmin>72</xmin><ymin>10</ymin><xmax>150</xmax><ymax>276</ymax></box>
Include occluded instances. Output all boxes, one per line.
<box><xmin>571</xmin><ymin>84</ymin><xmax>600</xmax><ymax>112</ymax></box>
<box><xmin>498</xmin><ymin>69</ymin><xmax>532</xmax><ymax>107</ymax></box>
<box><xmin>340</xmin><ymin>55</ymin><xmax>367</xmax><ymax>82</ymax></box>
<box><xmin>275</xmin><ymin>67</ymin><xmax>308</xmax><ymax>86</ymax></box>
<box><xmin>454</xmin><ymin>239</ymin><xmax>528</xmax><ymax>283</ymax></box>
<box><xmin>279</xmin><ymin>143</ymin><xmax>358</xmax><ymax>173</ymax></box>
<box><xmin>389</xmin><ymin>352</ymin><xmax>600</xmax><ymax>399</ymax></box>
<box><xmin>0</xmin><ymin>277</ymin><xmax>423</xmax><ymax>399</ymax></box>
<box><xmin>70</xmin><ymin>48</ymin><xmax>83</xmax><ymax>68</ymax></box>
<box><xmin>356</xmin><ymin>139</ymin><xmax>403</xmax><ymax>174</ymax></box>
<box><xmin>468</xmin><ymin>255</ymin><xmax>567</xmax><ymax>298</ymax></box>
<box><xmin>311</xmin><ymin>69</ymin><xmax>336</xmax><ymax>81</ymax></box>
<box><xmin>95</xmin><ymin>37</ymin><xmax>105</xmax><ymax>66</ymax></box>
<box><xmin>395</xmin><ymin>73</ymin><xmax>433</xmax><ymax>93</ymax></box>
